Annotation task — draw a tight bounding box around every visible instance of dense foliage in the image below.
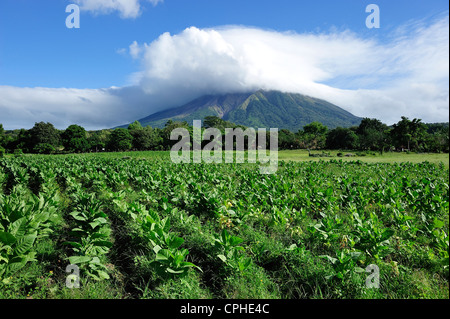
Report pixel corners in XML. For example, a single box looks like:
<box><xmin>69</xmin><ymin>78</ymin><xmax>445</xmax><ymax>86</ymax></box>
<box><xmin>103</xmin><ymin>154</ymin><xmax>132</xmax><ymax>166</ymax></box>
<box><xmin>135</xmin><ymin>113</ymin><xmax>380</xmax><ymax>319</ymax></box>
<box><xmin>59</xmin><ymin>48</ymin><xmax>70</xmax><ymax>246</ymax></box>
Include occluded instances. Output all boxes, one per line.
<box><xmin>0</xmin><ymin>117</ymin><xmax>448</xmax><ymax>155</ymax></box>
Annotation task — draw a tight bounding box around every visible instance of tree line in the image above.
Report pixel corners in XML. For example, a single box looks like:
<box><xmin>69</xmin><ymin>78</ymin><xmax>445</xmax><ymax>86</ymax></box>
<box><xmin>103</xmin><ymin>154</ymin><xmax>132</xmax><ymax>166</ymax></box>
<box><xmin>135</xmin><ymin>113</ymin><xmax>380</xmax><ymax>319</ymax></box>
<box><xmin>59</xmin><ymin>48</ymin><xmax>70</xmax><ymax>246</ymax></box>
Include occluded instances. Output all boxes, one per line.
<box><xmin>0</xmin><ymin>116</ymin><xmax>448</xmax><ymax>156</ymax></box>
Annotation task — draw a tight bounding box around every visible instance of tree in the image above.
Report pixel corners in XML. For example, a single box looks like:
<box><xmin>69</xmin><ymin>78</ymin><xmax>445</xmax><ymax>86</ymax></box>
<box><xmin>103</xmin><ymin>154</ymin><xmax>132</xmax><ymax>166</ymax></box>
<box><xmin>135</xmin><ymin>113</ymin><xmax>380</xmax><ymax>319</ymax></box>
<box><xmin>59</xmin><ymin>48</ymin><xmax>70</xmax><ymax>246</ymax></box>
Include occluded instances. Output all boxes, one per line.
<box><xmin>128</xmin><ymin>121</ymin><xmax>144</xmax><ymax>150</ymax></box>
<box><xmin>0</xmin><ymin>124</ymin><xmax>5</xmax><ymax>147</ymax></box>
<box><xmin>326</xmin><ymin>127</ymin><xmax>358</xmax><ymax>150</ymax></box>
<box><xmin>356</xmin><ymin>118</ymin><xmax>390</xmax><ymax>152</ymax></box>
<box><xmin>279</xmin><ymin>129</ymin><xmax>299</xmax><ymax>149</ymax></box>
<box><xmin>128</xmin><ymin>120</ymin><xmax>143</xmax><ymax>131</ymax></box>
<box><xmin>6</xmin><ymin>129</ymin><xmax>28</xmax><ymax>153</ymax></box>
<box><xmin>61</xmin><ymin>124</ymin><xmax>89</xmax><ymax>153</ymax></box>
<box><xmin>299</xmin><ymin>121</ymin><xmax>328</xmax><ymax>151</ymax></box>
<box><xmin>132</xmin><ymin>126</ymin><xmax>162</xmax><ymax>150</ymax></box>
<box><xmin>96</xmin><ymin>130</ymin><xmax>111</xmax><ymax>151</ymax></box>
<box><xmin>87</xmin><ymin>133</ymin><xmax>104</xmax><ymax>152</ymax></box>
<box><xmin>107</xmin><ymin>128</ymin><xmax>133</xmax><ymax>152</ymax></box>
<box><xmin>28</xmin><ymin>122</ymin><xmax>61</xmax><ymax>153</ymax></box>
<box><xmin>204</xmin><ymin>116</ymin><xmax>223</xmax><ymax>129</ymax></box>
<box><xmin>425</xmin><ymin>124</ymin><xmax>449</xmax><ymax>153</ymax></box>
<box><xmin>162</xmin><ymin>120</ymin><xmax>190</xmax><ymax>150</ymax></box>
<box><xmin>33</xmin><ymin>143</ymin><xmax>56</xmax><ymax>154</ymax></box>
<box><xmin>390</xmin><ymin>117</ymin><xmax>427</xmax><ymax>151</ymax></box>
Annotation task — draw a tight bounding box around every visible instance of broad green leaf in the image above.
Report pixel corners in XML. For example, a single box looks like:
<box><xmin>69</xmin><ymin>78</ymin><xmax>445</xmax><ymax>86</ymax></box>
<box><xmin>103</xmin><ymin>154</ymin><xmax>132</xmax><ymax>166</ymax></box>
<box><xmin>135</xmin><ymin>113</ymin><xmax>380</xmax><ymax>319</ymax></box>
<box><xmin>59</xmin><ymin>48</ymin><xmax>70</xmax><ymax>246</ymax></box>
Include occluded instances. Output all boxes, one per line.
<box><xmin>15</xmin><ymin>233</ymin><xmax>37</xmax><ymax>255</ymax></box>
<box><xmin>433</xmin><ymin>218</ymin><xmax>445</xmax><ymax>229</ymax></box>
<box><xmin>166</xmin><ymin>267</ymin><xmax>184</xmax><ymax>274</ymax></box>
<box><xmin>155</xmin><ymin>249</ymin><xmax>171</xmax><ymax>261</ymax></box>
<box><xmin>95</xmin><ymin>270</ymin><xmax>110</xmax><ymax>280</ymax></box>
<box><xmin>167</xmin><ymin>236</ymin><xmax>184</xmax><ymax>250</ymax></box>
<box><xmin>153</xmin><ymin>245</ymin><xmax>162</xmax><ymax>255</ymax></box>
<box><xmin>68</xmin><ymin>256</ymin><xmax>92</xmax><ymax>265</ymax></box>
<box><xmin>0</xmin><ymin>232</ymin><xmax>16</xmax><ymax>245</ymax></box>
<box><xmin>162</xmin><ymin>218</ymin><xmax>171</xmax><ymax>234</ymax></box>
<box><xmin>70</xmin><ymin>212</ymin><xmax>87</xmax><ymax>221</ymax></box>
<box><xmin>63</xmin><ymin>241</ymin><xmax>82</xmax><ymax>249</ymax></box>
<box><xmin>8</xmin><ymin>217</ymin><xmax>27</xmax><ymax>237</ymax></box>
<box><xmin>6</xmin><ymin>260</ymin><xmax>27</xmax><ymax>275</ymax></box>
<box><xmin>31</xmin><ymin>212</ymin><xmax>50</xmax><ymax>225</ymax></box>
<box><xmin>230</xmin><ymin>236</ymin><xmax>244</xmax><ymax>246</ymax></box>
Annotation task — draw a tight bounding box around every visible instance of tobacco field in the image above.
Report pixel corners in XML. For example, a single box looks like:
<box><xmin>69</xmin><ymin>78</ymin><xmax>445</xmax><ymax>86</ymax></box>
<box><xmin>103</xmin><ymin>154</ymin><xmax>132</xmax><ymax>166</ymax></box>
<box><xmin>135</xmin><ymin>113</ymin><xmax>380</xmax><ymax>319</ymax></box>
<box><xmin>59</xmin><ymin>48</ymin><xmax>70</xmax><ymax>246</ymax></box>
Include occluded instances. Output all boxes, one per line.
<box><xmin>0</xmin><ymin>153</ymin><xmax>448</xmax><ymax>299</ymax></box>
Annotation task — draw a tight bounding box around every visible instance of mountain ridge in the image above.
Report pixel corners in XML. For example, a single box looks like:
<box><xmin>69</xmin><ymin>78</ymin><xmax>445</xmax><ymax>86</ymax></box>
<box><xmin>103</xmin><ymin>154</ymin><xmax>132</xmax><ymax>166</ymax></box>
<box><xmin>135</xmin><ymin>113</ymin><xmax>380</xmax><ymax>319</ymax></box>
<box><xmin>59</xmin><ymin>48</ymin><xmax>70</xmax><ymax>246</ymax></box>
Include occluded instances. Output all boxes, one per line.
<box><xmin>121</xmin><ymin>90</ymin><xmax>362</xmax><ymax>131</ymax></box>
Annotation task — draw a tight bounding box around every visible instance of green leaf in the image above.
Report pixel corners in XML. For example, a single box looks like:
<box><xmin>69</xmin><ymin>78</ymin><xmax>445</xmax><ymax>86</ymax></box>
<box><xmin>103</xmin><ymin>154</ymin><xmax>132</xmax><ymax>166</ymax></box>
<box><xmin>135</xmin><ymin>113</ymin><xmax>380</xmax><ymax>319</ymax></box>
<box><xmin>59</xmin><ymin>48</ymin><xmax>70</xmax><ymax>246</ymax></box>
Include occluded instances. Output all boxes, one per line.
<box><xmin>31</xmin><ymin>212</ymin><xmax>50</xmax><ymax>225</ymax></box>
<box><xmin>0</xmin><ymin>232</ymin><xmax>16</xmax><ymax>245</ymax></box>
<box><xmin>148</xmin><ymin>210</ymin><xmax>160</xmax><ymax>223</ymax></box>
<box><xmin>162</xmin><ymin>218</ymin><xmax>171</xmax><ymax>234</ymax></box>
<box><xmin>68</xmin><ymin>255</ymin><xmax>92</xmax><ymax>265</ymax></box>
<box><xmin>89</xmin><ymin>218</ymin><xmax>107</xmax><ymax>229</ymax></box>
<box><xmin>8</xmin><ymin>217</ymin><xmax>27</xmax><ymax>237</ymax></box>
<box><xmin>355</xmin><ymin>267</ymin><xmax>366</xmax><ymax>273</ymax></box>
<box><xmin>15</xmin><ymin>233</ymin><xmax>37</xmax><ymax>255</ymax></box>
<box><xmin>95</xmin><ymin>270</ymin><xmax>110</xmax><ymax>280</ymax></box>
<box><xmin>239</xmin><ymin>257</ymin><xmax>252</xmax><ymax>271</ymax></box>
<box><xmin>155</xmin><ymin>249</ymin><xmax>171</xmax><ymax>261</ymax></box>
<box><xmin>229</xmin><ymin>236</ymin><xmax>244</xmax><ymax>246</ymax></box>
<box><xmin>433</xmin><ymin>218</ymin><xmax>445</xmax><ymax>229</ymax></box>
<box><xmin>218</xmin><ymin>254</ymin><xmax>227</xmax><ymax>263</ymax></box>
<box><xmin>63</xmin><ymin>241</ymin><xmax>82</xmax><ymax>249</ymax></box>
<box><xmin>70</xmin><ymin>212</ymin><xmax>87</xmax><ymax>221</ymax></box>
<box><xmin>221</xmin><ymin>229</ymin><xmax>230</xmax><ymax>244</ymax></box>
<box><xmin>166</xmin><ymin>267</ymin><xmax>184</xmax><ymax>274</ymax></box>
<box><xmin>167</xmin><ymin>236</ymin><xmax>184</xmax><ymax>250</ymax></box>
<box><xmin>380</xmin><ymin>229</ymin><xmax>394</xmax><ymax>242</ymax></box>
<box><xmin>6</xmin><ymin>259</ymin><xmax>27</xmax><ymax>275</ymax></box>
<box><xmin>153</xmin><ymin>245</ymin><xmax>162</xmax><ymax>255</ymax></box>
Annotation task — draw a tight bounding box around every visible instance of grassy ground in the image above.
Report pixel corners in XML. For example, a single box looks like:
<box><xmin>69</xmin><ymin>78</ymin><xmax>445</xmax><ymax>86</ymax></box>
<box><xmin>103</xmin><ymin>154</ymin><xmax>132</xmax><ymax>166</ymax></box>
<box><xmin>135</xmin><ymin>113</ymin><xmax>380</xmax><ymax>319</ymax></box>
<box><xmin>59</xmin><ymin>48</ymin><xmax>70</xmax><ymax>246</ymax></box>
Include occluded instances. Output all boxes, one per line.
<box><xmin>277</xmin><ymin>150</ymin><xmax>449</xmax><ymax>168</ymax></box>
<box><xmin>66</xmin><ymin>149</ymin><xmax>449</xmax><ymax>169</ymax></box>
<box><xmin>39</xmin><ymin>149</ymin><xmax>448</xmax><ymax>163</ymax></box>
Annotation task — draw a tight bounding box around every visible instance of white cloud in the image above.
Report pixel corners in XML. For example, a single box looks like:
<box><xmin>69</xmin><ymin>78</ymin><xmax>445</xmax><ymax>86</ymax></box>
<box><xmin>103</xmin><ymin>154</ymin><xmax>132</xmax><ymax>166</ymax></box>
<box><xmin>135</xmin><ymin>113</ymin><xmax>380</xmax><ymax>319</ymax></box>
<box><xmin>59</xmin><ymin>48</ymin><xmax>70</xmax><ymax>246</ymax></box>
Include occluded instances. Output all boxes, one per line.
<box><xmin>0</xmin><ymin>86</ymin><xmax>139</xmax><ymax>130</ymax></box>
<box><xmin>74</xmin><ymin>0</ymin><xmax>163</xmax><ymax>19</ymax></box>
<box><xmin>129</xmin><ymin>41</ymin><xmax>143</xmax><ymax>59</ymax></box>
<box><xmin>0</xmin><ymin>15</ymin><xmax>448</xmax><ymax>130</ymax></box>
<box><xmin>129</xmin><ymin>17</ymin><xmax>448</xmax><ymax>125</ymax></box>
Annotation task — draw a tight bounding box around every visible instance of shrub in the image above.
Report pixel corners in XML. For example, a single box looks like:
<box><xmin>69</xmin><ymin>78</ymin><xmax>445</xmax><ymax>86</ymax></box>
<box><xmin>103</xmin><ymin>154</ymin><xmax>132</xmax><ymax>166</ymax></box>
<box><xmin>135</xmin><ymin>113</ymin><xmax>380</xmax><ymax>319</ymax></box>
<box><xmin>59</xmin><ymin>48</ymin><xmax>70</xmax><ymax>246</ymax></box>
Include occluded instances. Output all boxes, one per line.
<box><xmin>33</xmin><ymin>143</ymin><xmax>56</xmax><ymax>154</ymax></box>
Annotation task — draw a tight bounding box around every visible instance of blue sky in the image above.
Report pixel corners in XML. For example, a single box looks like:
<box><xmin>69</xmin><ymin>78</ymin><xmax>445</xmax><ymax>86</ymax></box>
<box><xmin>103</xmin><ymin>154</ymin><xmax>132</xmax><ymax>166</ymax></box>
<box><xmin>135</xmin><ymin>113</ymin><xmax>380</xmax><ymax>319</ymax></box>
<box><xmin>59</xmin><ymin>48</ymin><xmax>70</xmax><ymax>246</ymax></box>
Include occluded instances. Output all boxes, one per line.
<box><xmin>0</xmin><ymin>0</ymin><xmax>448</xmax><ymax>129</ymax></box>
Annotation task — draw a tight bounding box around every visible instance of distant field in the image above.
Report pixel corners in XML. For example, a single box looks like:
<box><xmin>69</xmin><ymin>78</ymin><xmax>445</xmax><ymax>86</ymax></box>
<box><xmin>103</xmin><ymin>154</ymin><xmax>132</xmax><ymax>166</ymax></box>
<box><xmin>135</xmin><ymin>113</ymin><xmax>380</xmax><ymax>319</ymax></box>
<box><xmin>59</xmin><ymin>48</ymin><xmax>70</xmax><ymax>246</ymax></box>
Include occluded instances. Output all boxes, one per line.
<box><xmin>55</xmin><ymin>150</ymin><xmax>450</xmax><ymax>168</ymax></box>
<box><xmin>277</xmin><ymin>150</ymin><xmax>450</xmax><ymax>168</ymax></box>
